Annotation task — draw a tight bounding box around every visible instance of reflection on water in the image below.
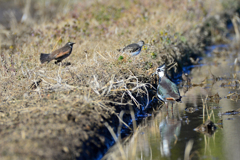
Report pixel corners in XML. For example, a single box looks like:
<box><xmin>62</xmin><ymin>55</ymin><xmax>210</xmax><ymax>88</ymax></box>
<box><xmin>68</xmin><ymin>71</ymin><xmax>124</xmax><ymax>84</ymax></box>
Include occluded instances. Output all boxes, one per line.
<box><xmin>159</xmin><ymin>109</ymin><xmax>181</xmax><ymax>157</ymax></box>
<box><xmin>102</xmin><ymin>48</ymin><xmax>240</xmax><ymax>160</ymax></box>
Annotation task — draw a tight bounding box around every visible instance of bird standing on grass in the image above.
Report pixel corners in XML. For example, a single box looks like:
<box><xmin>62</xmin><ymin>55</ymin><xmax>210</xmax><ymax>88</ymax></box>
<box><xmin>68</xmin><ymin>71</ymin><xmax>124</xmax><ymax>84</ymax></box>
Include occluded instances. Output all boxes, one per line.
<box><xmin>40</xmin><ymin>42</ymin><xmax>75</xmax><ymax>64</ymax></box>
<box><xmin>117</xmin><ymin>40</ymin><xmax>145</xmax><ymax>56</ymax></box>
<box><xmin>154</xmin><ymin>64</ymin><xmax>182</xmax><ymax>110</ymax></box>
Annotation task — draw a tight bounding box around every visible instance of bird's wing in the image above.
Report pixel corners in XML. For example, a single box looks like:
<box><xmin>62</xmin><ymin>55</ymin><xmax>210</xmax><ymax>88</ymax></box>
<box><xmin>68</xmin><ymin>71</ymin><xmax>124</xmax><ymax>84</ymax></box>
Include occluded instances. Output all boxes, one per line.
<box><xmin>54</xmin><ymin>50</ymin><xmax>70</xmax><ymax>58</ymax></box>
<box><xmin>123</xmin><ymin>43</ymin><xmax>140</xmax><ymax>53</ymax></box>
<box><xmin>159</xmin><ymin>76</ymin><xmax>181</xmax><ymax>100</ymax></box>
<box><xmin>50</xmin><ymin>46</ymin><xmax>70</xmax><ymax>58</ymax></box>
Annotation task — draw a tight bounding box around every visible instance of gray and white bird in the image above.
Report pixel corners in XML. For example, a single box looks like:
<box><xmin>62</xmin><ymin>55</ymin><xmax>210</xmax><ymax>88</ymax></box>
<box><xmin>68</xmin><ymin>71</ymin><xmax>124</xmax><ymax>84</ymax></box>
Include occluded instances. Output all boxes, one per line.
<box><xmin>117</xmin><ymin>40</ymin><xmax>145</xmax><ymax>56</ymax></box>
<box><xmin>154</xmin><ymin>64</ymin><xmax>182</xmax><ymax>109</ymax></box>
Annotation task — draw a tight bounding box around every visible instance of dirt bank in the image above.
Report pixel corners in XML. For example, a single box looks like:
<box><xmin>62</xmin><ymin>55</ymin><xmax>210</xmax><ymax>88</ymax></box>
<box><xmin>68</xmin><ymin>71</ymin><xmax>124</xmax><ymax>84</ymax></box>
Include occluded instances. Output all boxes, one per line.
<box><xmin>0</xmin><ymin>0</ymin><xmax>239</xmax><ymax>159</ymax></box>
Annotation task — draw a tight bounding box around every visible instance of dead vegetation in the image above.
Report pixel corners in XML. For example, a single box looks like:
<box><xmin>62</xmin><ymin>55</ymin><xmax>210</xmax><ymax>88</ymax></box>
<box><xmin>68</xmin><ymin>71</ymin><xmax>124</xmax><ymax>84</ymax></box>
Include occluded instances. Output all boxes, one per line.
<box><xmin>0</xmin><ymin>0</ymin><xmax>239</xmax><ymax>159</ymax></box>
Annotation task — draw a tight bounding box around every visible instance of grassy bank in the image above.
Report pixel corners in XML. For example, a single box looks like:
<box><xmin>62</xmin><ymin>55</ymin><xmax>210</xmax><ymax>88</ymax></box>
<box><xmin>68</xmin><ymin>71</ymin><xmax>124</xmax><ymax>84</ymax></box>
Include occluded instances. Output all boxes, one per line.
<box><xmin>0</xmin><ymin>0</ymin><xmax>239</xmax><ymax>159</ymax></box>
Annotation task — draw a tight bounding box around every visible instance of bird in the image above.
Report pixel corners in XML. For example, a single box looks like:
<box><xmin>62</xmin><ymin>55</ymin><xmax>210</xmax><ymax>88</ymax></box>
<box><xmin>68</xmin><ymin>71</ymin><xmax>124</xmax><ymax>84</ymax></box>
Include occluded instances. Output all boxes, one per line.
<box><xmin>40</xmin><ymin>42</ymin><xmax>75</xmax><ymax>64</ymax></box>
<box><xmin>117</xmin><ymin>40</ymin><xmax>145</xmax><ymax>56</ymax></box>
<box><xmin>154</xmin><ymin>64</ymin><xmax>182</xmax><ymax>110</ymax></box>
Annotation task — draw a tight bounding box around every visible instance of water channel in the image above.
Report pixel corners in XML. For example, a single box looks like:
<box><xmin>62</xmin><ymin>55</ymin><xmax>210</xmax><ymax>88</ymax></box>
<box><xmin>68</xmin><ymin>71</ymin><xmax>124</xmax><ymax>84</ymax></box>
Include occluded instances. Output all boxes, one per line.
<box><xmin>102</xmin><ymin>44</ymin><xmax>240</xmax><ymax>160</ymax></box>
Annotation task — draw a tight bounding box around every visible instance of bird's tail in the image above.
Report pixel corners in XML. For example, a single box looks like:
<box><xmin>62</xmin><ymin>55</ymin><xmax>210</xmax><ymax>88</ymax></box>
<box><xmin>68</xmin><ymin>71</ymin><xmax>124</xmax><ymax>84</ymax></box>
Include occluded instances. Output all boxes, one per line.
<box><xmin>40</xmin><ymin>53</ymin><xmax>50</xmax><ymax>64</ymax></box>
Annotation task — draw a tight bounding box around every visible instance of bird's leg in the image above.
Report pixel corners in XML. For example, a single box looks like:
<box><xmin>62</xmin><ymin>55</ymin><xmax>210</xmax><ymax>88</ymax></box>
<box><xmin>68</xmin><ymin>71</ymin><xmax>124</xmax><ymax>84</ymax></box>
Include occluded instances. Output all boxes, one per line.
<box><xmin>55</xmin><ymin>60</ymin><xmax>62</xmax><ymax>64</ymax></box>
<box><xmin>171</xmin><ymin>102</ymin><xmax>174</xmax><ymax>115</ymax></box>
<box><xmin>166</xmin><ymin>102</ymin><xmax>168</xmax><ymax>115</ymax></box>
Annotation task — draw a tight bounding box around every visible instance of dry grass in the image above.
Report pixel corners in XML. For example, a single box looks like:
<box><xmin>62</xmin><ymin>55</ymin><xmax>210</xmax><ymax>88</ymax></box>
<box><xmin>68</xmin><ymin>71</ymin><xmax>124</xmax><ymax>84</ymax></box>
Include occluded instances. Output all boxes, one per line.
<box><xmin>0</xmin><ymin>0</ymin><xmax>239</xmax><ymax>159</ymax></box>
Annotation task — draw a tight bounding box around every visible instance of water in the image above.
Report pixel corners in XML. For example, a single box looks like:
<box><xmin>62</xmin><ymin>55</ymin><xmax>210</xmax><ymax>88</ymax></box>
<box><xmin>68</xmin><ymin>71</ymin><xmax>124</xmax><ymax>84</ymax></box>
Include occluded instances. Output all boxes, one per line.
<box><xmin>102</xmin><ymin>46</ymin><xmax>240</xmax><ymax>160</ymax></box>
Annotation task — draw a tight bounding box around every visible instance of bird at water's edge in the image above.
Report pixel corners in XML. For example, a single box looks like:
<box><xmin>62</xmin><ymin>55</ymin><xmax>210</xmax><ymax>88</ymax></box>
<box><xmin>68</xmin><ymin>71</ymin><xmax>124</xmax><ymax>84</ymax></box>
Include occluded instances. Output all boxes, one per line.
<box><xmin>40</xmin><ymin>42</ymin><xmax>75</xmax><ymax>64</ymax></box>
<box><xmin>117</xmin><ymin>40</ymin><xmax>145</xmax><ymax>56</ymax></box>
<box><xmin>154</xmin><ymin>64</ymin><xmax>182</xmax><ymax>109</ymax></box>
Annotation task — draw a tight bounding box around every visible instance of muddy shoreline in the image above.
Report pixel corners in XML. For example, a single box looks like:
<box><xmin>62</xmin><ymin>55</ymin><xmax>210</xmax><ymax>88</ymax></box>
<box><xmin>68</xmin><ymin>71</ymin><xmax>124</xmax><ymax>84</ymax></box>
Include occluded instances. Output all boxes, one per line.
<box><xmin>0</xmin><ymin>1</ymin><xmax>239</xmax><ymax>160</ymax></box>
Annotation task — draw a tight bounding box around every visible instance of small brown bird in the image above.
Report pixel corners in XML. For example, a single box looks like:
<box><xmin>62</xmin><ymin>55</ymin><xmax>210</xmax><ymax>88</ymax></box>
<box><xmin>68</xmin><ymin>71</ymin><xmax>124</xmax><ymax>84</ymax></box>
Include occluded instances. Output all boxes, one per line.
<box><xmin>40</xmin><ymin>42</ymin><xmax>75</xmax><ymax>64</ymax></box>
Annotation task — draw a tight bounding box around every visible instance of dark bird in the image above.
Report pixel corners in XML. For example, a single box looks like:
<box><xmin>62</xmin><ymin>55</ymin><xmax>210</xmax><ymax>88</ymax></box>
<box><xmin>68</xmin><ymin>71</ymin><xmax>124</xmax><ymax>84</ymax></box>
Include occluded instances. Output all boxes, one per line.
<box><xmin>117</xmin><ymin>40</ymin><xmax>145</xmax><ymax>56</ymax></box>
<box><xmin>40</xmin><ymin>42</ymin><xmax>75</xmax><ymax>64</ymax></box>
<box><xmin>154</xmin><ymin>64</ymin><xmax>182</xmax><ymax>109</ymax></box>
